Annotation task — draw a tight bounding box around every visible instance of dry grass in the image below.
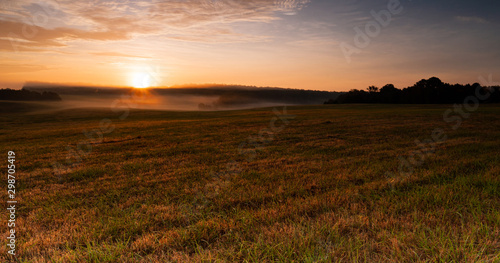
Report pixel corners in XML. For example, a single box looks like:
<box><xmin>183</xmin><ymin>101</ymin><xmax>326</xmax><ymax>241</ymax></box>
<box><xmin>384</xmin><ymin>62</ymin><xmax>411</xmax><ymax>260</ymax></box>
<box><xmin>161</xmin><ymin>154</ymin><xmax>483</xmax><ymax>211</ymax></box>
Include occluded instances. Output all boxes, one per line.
<box><xmin>0</xmin><ymin>104</ymin><xmax>499</xmax><ymax>262</ymax></box>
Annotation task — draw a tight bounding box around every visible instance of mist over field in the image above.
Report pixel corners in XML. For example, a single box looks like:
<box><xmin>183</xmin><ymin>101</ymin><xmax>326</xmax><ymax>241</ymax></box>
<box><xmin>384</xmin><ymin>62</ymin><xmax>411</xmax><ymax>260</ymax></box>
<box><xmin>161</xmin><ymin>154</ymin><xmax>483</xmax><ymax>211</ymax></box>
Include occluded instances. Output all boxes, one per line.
<box><xmin>19</xmin><ymin>83</ymin><xmax>341</xmax><ymax>112</ymax></box>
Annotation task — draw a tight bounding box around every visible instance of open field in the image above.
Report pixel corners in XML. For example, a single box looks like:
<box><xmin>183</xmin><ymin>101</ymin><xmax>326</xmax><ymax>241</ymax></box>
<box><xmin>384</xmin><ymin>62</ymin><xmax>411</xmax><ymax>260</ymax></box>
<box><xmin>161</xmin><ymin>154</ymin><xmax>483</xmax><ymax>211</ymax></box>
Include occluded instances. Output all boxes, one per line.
<box><xmin>1</xmin><ymin>103</ymin><xmax>500</xmax><ymax>262</ymax></box>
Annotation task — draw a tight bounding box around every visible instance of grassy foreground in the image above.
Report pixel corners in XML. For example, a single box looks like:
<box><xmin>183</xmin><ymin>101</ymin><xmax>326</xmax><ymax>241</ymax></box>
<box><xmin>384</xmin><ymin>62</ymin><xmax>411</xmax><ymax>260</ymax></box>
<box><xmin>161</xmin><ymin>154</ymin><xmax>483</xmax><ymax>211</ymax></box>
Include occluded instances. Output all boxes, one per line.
<box><xmin>1</xmin><ymin>104</ymin><xmax>500</xmax><ymax>262</ymax></box>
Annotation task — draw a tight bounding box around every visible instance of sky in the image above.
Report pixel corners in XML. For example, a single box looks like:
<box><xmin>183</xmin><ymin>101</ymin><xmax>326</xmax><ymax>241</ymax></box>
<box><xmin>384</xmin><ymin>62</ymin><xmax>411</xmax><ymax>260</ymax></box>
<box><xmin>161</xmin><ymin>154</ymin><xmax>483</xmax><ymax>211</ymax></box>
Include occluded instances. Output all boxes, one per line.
<box><xmin>0</xmin><ymin>0</ymin><xmax>499</xmax><ymax>91</ymax></box>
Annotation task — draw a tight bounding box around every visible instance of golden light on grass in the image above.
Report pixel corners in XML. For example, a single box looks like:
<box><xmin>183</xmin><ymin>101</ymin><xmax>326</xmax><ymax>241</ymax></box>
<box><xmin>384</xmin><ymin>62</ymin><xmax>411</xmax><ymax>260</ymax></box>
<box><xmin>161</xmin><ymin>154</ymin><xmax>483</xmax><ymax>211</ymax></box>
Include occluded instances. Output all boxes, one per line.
<box><xmin>4</xmin><ymin>104</ymin><xmax>500</xmax><ymax>261</ymax></box>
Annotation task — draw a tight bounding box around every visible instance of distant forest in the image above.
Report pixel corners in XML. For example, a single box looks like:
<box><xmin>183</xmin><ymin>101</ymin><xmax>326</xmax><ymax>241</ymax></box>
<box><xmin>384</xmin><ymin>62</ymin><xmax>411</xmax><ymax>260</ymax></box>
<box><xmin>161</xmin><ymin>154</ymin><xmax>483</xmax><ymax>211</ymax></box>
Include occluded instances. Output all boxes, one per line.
<box><xmin>325</xmin><ymin>77</ymin><xmax>500</xmax><ymax>104</ymax></box>
<box><xmin>164</xmin><ymin>86</ymin><xmax>340</xmax><ymax>109</ymax></box>
<box><xmin>0</xmin><ymin>88</ymin><xmax>62</xmax><ymax>101</ymax></box>
<box><xmin>24</xmin><ymin>84</ymin><xmax>341</xmax><ymax>108</ymax></box>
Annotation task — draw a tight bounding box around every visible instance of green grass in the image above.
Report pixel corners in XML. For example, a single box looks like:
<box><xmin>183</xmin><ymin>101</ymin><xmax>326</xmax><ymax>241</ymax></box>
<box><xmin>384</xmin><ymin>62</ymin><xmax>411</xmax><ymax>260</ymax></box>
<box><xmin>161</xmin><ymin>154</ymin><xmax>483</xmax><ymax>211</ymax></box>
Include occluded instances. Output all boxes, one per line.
<box><xmin>0</xmin><ymin>104</ymin><xmax>499</xmax><ymax>262</ymax></box>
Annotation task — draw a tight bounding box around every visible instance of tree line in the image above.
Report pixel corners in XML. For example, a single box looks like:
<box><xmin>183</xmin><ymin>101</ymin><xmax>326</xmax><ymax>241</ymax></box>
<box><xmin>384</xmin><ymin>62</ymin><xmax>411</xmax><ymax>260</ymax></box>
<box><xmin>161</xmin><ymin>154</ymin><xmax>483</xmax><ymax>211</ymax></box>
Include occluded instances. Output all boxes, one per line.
<box><xmin>0</xmin><ymin>88</ymin><xmax>62</xmax><ymax>101</ymax></box>
<box><xmin>23</xmin><ymin>84</ymin><xmax>342</xmax><ymax>108</ymax></box>
<box><xmin>325</xmin><ymin>77</ymin><xmax>500</xmax><ymax>104</ymax></box>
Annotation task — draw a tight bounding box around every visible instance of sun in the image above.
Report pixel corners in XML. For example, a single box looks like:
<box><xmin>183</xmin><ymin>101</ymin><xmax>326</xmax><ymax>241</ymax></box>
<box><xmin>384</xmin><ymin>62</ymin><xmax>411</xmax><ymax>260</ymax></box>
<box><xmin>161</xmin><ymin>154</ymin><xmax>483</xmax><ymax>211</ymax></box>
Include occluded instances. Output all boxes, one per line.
<box><xmin>131</xmin><ymin>72</ymin><xmax>152</xmax><ymax>89</ymax></box>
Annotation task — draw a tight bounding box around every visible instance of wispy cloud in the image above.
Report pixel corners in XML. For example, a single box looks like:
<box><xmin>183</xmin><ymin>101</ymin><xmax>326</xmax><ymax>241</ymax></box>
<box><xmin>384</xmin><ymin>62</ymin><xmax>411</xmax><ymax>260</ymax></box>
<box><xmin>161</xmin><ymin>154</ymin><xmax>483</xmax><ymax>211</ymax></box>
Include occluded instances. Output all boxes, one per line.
<box><xmin>0</xmin><ymin>0</ymin><xmax>311</xmax><ymax>52</ymax></box>
<box><xmin>0</xmin><ymin>19</ymin><xmax>141</xmax><ymax>52</ymax></box>
<box><xmin>90</xmin><ymin>52</ymin><xmax>151</xmax><ymax>59</ymax></box>
<box><xmin>0</xmin><ymin>63</ymin><xmax>48</xmax><ymax>73</ymax></box>
<box><xmin>455</xmin><ymin>16</ymin><xmax>488</xmax><ymax>24</ymax></box>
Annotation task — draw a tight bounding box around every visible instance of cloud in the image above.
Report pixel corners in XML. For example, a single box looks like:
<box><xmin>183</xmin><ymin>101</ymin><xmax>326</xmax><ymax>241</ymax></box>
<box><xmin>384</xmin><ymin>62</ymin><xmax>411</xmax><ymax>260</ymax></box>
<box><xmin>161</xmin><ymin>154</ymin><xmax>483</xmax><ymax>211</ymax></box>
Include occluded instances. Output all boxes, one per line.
<box><xmin>90</xmin><ymin>52</ymin><xmax>151</xmax><ymax>59</ymax></box>
<box><xmin>0</xmin><ymin>19</ymin><xmax>143</xmax><ymax>52</ymax></box>
<box><xmin>0</xmin><ymin>0</ymin><xmax>311</xmax><ymax>52</ymax></box>
<box><xmin>288</xmin><ymin>38</ymin><xmax>338</xmax><ymax>48</ymax></box>
<box><xmin>455</xmin><ymin>16</ymin><xmax>488</xmax><ymax>24</ymax></box>
<box><xmin>0</xmin><ymin>63</ymin><xmax>48</xmax><ymax>73</ymax></box>
<box><xmin>149</xmin><ymin>0</ymin><xmax>310</xmax><ymax>25</ymax></box>
<box><xmin>274</xmin><ymin>0</ymin><xmax>310</xmax><ymax>15</ymax></box>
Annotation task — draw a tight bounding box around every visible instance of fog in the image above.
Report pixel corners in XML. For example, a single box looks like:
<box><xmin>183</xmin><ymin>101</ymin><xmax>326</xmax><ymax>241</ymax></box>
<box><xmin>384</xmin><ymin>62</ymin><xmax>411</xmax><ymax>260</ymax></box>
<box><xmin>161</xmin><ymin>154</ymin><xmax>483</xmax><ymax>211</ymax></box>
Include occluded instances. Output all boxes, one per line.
<box><xmin>5</xmin><ymin>94</ymin><xmax>292</xmax><ymax>115</ymax></box>
<box><xmin>10</xmin><ymin>84</ymin><xmax>341</xmax><ymax>113</ymax></box>
<box><xmin>54</xmin><ymin>94</ymin><xmax>290</xmax><ymax>112</ymax></box>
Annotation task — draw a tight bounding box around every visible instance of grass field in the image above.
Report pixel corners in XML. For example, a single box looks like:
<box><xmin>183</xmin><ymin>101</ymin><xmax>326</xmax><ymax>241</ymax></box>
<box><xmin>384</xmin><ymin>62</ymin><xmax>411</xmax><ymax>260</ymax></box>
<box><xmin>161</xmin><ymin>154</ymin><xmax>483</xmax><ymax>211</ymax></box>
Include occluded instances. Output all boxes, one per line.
<box><xmin>1</xmin><ymin>103</ymin><xmax>500</xmax><ymax>262</ymax></box>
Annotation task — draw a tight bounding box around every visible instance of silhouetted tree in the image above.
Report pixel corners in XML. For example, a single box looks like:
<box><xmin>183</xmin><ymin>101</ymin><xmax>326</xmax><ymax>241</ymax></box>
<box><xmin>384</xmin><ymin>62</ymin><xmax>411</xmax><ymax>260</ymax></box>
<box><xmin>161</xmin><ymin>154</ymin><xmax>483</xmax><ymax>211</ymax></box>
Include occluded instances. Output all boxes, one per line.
<box><xmin>0</xmin><ymin>88</ymin><xmax>62</xmax><ymax>101</ymax></box>
<box><xmin>324</xmin><ymin>77</ymin><xmax>500</xmax><ymax>105</ymax></box>
<box><xmin>367</xmin><ymin>86</ymin><xmax>379</xmax><ymax>93</ymax></box>
<box><xmin>379</xmin><ymin>84</ymin><xmax>400</xmax><ymax>103</ymax></box>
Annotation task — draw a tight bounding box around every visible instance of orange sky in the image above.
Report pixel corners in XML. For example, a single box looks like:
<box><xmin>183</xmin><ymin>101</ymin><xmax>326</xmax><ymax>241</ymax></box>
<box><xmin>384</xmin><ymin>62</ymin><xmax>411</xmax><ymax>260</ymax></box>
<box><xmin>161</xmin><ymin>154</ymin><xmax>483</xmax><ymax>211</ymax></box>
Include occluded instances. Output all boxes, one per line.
<box><xmin>1</xmin><ymin>0</ymin><xmax>499</xmax><ymax>91</ymax></box>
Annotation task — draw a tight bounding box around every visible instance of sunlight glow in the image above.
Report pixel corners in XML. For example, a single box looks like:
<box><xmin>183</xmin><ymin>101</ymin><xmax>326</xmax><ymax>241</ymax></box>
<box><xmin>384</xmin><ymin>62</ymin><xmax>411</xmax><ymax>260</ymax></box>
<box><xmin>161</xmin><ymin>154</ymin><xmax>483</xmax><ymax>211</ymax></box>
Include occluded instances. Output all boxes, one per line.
<box><xmin>131</xmin><ymin>72</ymin><xmax>152</xmax><ymax>89</ymax></box>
